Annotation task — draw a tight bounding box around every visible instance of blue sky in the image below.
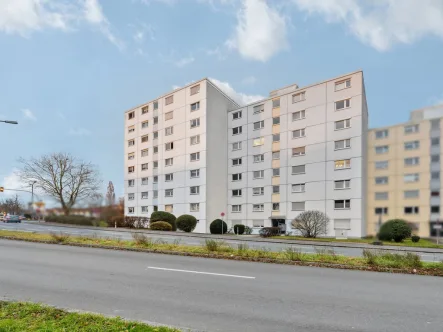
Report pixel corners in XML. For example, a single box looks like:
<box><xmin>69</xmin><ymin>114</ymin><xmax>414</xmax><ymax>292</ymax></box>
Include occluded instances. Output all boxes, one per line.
<box><xmin>1</xmin><ymin>0</ymin><xmax>443</xmax><ymax>205</ymax></box>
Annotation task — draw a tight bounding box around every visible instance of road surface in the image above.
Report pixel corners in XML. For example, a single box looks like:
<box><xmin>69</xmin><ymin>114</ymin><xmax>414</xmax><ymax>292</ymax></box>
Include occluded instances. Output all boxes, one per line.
<box><xmin>1</xmin><ymin>239</ymin><xmax>442</xmax><ymax>332</ymax></box>
<box><xmin>2</xmin><ymin>221</ymin><xmax>443</xmax><ymax>262</ymax></box>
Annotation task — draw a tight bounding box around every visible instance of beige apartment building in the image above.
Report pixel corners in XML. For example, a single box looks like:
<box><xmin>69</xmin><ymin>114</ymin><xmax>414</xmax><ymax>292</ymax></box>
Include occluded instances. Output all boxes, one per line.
<box><xmin>368</xmin><ymin>104</ymin><xmax>443</xmax><ymax>237</ymax></box>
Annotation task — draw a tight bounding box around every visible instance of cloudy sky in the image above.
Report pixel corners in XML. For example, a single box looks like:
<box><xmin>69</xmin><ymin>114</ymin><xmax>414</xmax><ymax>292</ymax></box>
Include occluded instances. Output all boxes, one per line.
<box><xmin>1</xmin><ymin>0</ymin><xmax>443</xmax><ymax>204</ymax></box>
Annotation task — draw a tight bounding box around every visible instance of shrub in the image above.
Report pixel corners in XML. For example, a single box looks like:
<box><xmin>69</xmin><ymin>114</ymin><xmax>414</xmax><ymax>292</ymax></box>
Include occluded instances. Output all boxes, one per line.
<box><xmin>131</xmin><ymin>233</ymin><xmax>152</xmax><ymax>246</ymax></box>
<box><xmin>233</xmin><ymin>224</ymin><xmax>245</xmax><ymax>235</ymax></box>
<box><xmin>50</xmin><ymin>232</ymin><xmax>70</xmax><ymax>243</ymax></box>
<box><xmin>244</xmin><ymin>226</ymin><xmax>252</xmax><ymax>235</ymax></box>
<box><xmin>176</xmin><ymin>214</ymin><xmax>197</xmax><ymax>233</ymax></box>
<box><xmin>291</xmin><ymin>210</ymin><xmax>329</xmax><ymax>238</ymax></box>
<box><xmin>149</xmin><ymin>221</ymin><xmax>172</xmax><ymax>231</ymax></box>
<box><xmin>411</xmin><ymin>235</ymin><xmax>420</xmax><ymax>243</ymax></box>
<box><xmin>24</xmin><ymin>213</ymin><xmax>32</xmax><ymax>220</ymax></box>
<box><xmin>378</xmin><ymin>219</ymin><xmax>412</xmax><ymax>242</ymax></box>
<box><xmin>150</xmin><ymin>211</ymin><xmax>176</xmax><ymax>231</ymax></box>
<box><xmin>210</xmin><ymin>219</ymin><xmax>227</xmax><ymax>234</ymax></box>
<box><xmin>123</xmin><ymin>217</ymin><xmax>148</xmax><ymax>229</ymax></box>
<box><xmin>204</xmin><ymin>239</ymin><xmax>225</xmax><ymax>251</ymax></box>
<box><xmin>259</xmin><ymin>227</ymin><xmax>280</xmax><ymax>238</ymax></box>
<box><xmin>110</xmin><ymin>215</ymin><xmax>125</xmax><ymax>227</ymax></box>
<box><xmin>44</xmin><ymin>215</ymin><xmax>96</xmax><ymax>226</ymax></box>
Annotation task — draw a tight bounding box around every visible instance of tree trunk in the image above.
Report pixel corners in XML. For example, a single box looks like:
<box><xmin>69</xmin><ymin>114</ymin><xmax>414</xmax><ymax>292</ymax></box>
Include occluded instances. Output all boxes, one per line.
<box><xmin>62</xmin><ymin>206</ymin><xmax>70</xmax><ymax>216</ymax></box>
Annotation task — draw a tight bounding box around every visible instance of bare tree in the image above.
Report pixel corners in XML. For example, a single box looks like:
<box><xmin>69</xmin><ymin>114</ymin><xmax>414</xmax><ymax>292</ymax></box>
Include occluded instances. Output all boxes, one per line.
<box><xmin>291</xmin><ymin>210</ymin><xmax>329</xmax><ymax>238</ymax></box>
<box><xmin>17</xmin><ymin>152</ymin><xmax>102</xmax><ymax>216</ymax></box>
<box><xmin>0</xmin><ymin>195</ymin><xmax>24</xmax><ymax>215</ymax></box>
<box><xmin>106</xmin><ymin>181</ymin><xmax>115</xmax><ymax>206</ymax></box>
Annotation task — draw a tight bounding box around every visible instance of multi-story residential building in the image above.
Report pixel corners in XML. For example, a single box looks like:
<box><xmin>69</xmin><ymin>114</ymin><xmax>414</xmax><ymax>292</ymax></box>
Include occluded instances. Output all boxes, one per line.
<box><xmin>226</xmin><ymin>70</ymin><xmax>368</xmax><ymax>237</ymax></box>
<box><xmin>368</xmin><ymin>104</ymin><xmax>443</xmax><ymax>238</ymax></box>
<box><xmin>124</xmin><ymin>80</ymin><xmax>238</xmax><ymax>233</ymax></box>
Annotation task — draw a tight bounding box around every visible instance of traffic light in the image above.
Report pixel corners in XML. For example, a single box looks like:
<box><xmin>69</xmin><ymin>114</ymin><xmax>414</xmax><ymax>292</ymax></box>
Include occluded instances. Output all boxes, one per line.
<box><xmin>0</xmin><ymin>187</ymin><xmax>4</xmax><ymax>192</ymax></box>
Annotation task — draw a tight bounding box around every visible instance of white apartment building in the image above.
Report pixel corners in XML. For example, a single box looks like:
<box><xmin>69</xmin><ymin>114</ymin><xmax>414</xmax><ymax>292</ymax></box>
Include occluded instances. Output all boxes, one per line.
<box><xmin>226</xmin><ymin>71</ymin><xmax>368</xmax><ymax>237</ymax></box>
<box><xmin>124</xmin><ymin>80</ymin><xmax>238</xmax><ymax>233</ymax></box>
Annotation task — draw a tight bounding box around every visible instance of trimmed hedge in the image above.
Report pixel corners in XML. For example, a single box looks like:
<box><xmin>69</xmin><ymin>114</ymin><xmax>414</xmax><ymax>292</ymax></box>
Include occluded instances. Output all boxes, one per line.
<box><xmin>176</xmin><ymin>214</ymin><xmax>197</xmax><ymax>233</ymax></box>
<box><xmin>259</xmin><ymin>227</ymin><xmax>280</xmax><ymax>238</ymax></box>
<box><xmin>378</xmin><ymin>219</ymin><xmax>412</xmax><ymax>242</ymax></box>
<box><xmin>210</xmin><ymin>219</ymin><xmax>227</xmax><ymax>234</ymax></box>
<box><xmin>233</xmin><ymin>224</ymin><xmax>245</xmax><ymax>235</ymax></box>
<box><xmin>150</xmin><ymin>221</ymin><xmax>173</xmax><ymax>231</ymax></box>
<box><xmin>411</xmin><ymin>235</ymin><xmax>420</xmax><ymax>243</ymax></box>
<box><xmin>150</xmin><ymin>211</ymin><xmax>176</xmax><ymax>231</ymax></box>
<box><xmin>44</xmin><ymin>215</ymin><xmax>96</xmax><ymax>226</ymax></box>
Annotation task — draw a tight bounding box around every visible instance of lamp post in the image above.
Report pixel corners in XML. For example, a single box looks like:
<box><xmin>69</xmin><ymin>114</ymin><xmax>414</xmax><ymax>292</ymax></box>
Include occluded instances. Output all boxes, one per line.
<box><xmin>0</xmin><ymin>120</ymin><xmax>18</xmax><ymax>124</ymax></box>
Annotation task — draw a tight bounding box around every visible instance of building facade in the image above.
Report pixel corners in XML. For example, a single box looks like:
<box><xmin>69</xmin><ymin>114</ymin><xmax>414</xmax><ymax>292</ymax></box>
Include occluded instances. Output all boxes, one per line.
<box><xmin>368</xmin><ymin>104</ymin><xmax>443</xmax><ymax>237</ymax></box>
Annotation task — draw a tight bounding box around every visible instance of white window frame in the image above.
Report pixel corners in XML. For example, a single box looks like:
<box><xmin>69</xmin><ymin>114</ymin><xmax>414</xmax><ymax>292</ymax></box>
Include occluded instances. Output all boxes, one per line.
<box><xmin>128</xmin><ymin>126</ymin><xmax>135</xmax><ymax>133</ymax></box>
<box><xmin>190</xmin><ymin>135</ymin><xmax>200</xmax><ymax>145</ymax></box>
<box><xmin>232</xmin><ymin>158</ymin><xmax>242</xmax><ymax>166</ymax></box>
<box><xmin>165</xmin><ymin>173</ymin><xmax>173</xmax><ymax>182</ymax></box>
<box><xmin>190</xmin><ymin>118</ymin><xmax>200</xmax><ymax>128</ymax></box>
<box><xmin>128</xmin><ymin>139</ymin><xmax>135</xmax><ymax>147</ymax></box>
<box><xmin>292</xmin><ymin>202</ymin><xmax>305</xmax><ymax>211</ymax></box>
<box><xmin>232</xmin><ymin>189</ymin><xmax>242</xmax><ymax>197</ymax></box>
<box><xmin>292</xmin><ymin>183</ymin><xmax>305</xmax><ymax>193</ymax></box>
<box><xmin>190</xmin><ymin>101</ymin><xmax>200</xmax><ymax>112</ymax></box>
<box><xmin>232</xmin><ymin>173</ymin><xmax>242</xmax><ymax>181</ymax></box>
<box><xmin>165</xmin><ymin>158</ymin><xmax>173</xmax><ymax>167</ymax></box>
<box><xmin>165</xmin><ymin>189</ymin><xmax>174</xmax><ymax>197</ymax></box>
<box><xmin>190</xmin><ymin>186</ymin><xmax>200</xmax><ymax>195</ymax></box>
<box><xmin>252</xmin><ymin>204</ymin><xmax>264</xmax><ymax>212</ymax></box>
<box><xmin>128</xmin><ymin>193</ymin><xmax>135</xmax><ymax>201</ymax></box>
<box><xmin>404</xmin><ymin>173</ymin><xmax>419</xmax><ymax>183</ymax></box>
<box><xmin>190</xmin><ymin>203</ymin><xmax>199</xmax><ymax>212</ymax></box>
<box><xmin>253</xmin><ymin>104</ymin><xmax>264</xmax><ymax>114</ymax></box>
<box><xmin>141</xmin><ymin>206</ymin><xmax>149</xmax><ymax>213</ymax></box>
<box><xmin>253</xmin><ymin>120</ymin><xmax>264</xmax><ymax>130</ymax></box>
<box><xmin>141</xmin><ymin>149</ymin><xmax>149</xmax><ymax>157</ymax></box>
<box><xmin>335</xmin><ymin>98</ymin><xmax>351</xmax><ymax>110</ymax></box>
<box><xmin>292</xmin><ymin>110</ymin><xmax>305</xmax><ymax>121</ymax></box>
<box><xmin>292</xmin><ymin>92</ymin><xmax>306</xmax><ymax>103</ymax></box>
<box><xmin>141</xmin><ymin>177</ymin><xmax>148</xmax><ymax>185</ymax></box>
<box><xmin>165</xmin><ymin>126</ymin><xmax>173</xmax><ymax>136</ymax></box>
<box><xmin>232</xmin><ymin>110</ymin><xmax>242</xmax><ymax>119</ymax></box>
<box><xmin>165</xmin><ymin>111</ymin><xmax>173</xmax><ymax>121</ymax></box>
<box><xmin>141</xmin><ymin>192</ymin><xmax>149</xmax><ymax>199</ymax></box>
<box><xmin>141</xmin><ymin>163</ymin><xmax>148</xmax><ymax>171</ymax></box>
<box><xmin>141</xmin><ymin>120</ymin><xmax>148</xmax><ymax>129</ymax></box>
<box><xmin>128</xmin><ymin>179</ymin><xmax>135</xmax><ymax>187</ymax></box>
<box><xmin>141</xmin><ymin>135</ymin><xmax>149</xmax><ymax>143</ymax></box>
<box><xmin>253</xmin><ymin>137</ymin><xmax>264</xmax><ymax>146</ymax></box>
<box><xmin>335</xmin><ymin>79</ymin><xmax>351</xmax><ymax>91</ymax></box>
<box><xmin>165</xmin><ymin>142</ymin><xmax>174</xmax><ymax>151</ymax></box>
<box><xmin>232</xmin><ymin>126</ymin><xmax>242</xmax><ymax>135</ymax></box>
<box><xmin>253</xmin><ymin>154</ymin><xmax>264</xmax><ymax>163</ymax></box>
<box><xmin>334</xmin><ymin>180</ymin><xmax>351</xmax><ymax>190</ymax></box>
<box><xmin>252</xmin><ymin>187</ymin><xmax>264</xmax><ymax>196</ymax></box>
<box><xmin>190</xmin><ymin>169</ymin><xmax>200</xmax><ymax>178</ymax></box>
<box><xmin>334</xmin><ymin>199</ymin><xmax>351</xmax><ymax>210</ymax></box>
<box><xmin>404</xmin><ymin>124</ymin><xmax>419</xmax><ymax>134</ymax></box>
<box><xmin>334</xmin><ymin>159</ymin><xmax>351</xmax><ymax>170</ymax></box>
<box><xmin>292</xmin><ymin>147</ymin><xmax>306</xmax><ymax>157</ymax></box>
<box><xmin>128</xmin><ymin>152</ymin><xmax>135</xmax><ymax>160</ymax></box>
<box><xmin>253</xmin><ymin>170</ymin><xmax>264</xmax><ymax>179</ymax></box>
<box><xmin>335</xmin><ymin>118</ymin><xmax>351</xmax><ymax>130</ymax></box>
<box><xmin>165</xmin><ymin>95</ymin><xmax>173</xmax><ymax>105</ymax></box>
<box><xmin>334</xmin><ymin>139</ymin><xmax>351</xmax><ymax>150</ymax></box>
<box><xmin>190</xmin><ymin>152</ymin><xmax>200</xmax><ymax>162</ymax></box>
<box><xmin>292</xmin><ymin>165</ymin><xmax>305</xmax><ymax>175</ymax></box>
<box><xmin>292</xmin><ymin>128</ymin><xmax>306</xmax><ymax>139</ymax></box>
<box><xmin>128</xmin><ymin>207</ymin><xmax>135</xmax><ymax>214</ymax></box>
<box><xmin>404</xmin><ymin>157</ymin><xmax>420</xmax><ymax>166</ymax></box>
<box><xmin>232</xmin><ymin>141</ymin><xmax>242</xmax><ymax>151</ymax></box>
<box><xmin>232</xmin><ymin>205</ymin><xmax>242</xmax><ymax>213</ymax></box>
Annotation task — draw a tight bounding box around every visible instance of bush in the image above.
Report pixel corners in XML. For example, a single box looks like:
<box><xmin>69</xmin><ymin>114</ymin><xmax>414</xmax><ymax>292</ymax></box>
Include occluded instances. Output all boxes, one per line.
<box><xmin>150</xmin><ymin>211</ymin><xmax>176</xmax><ymax>231</ymax></box>
<box><xmin>259</xmin><ymin>227</ymin><xmax>280</xmax><ymax>238</ymax></box>
<box><xmin>411</xmin><ymin>235</ymin><xmax>420</xmax><ymax>243</ymax></box>
<box><xmin>110</xmin><ymin>215</ymin><xmax>125</xmax><ymax>227</ymax></box>
<box><xmin>176</xmin><ymin>214</ymin><xmax>197</xmax><ymax>233</ymax></box>
<box><xmin>244</xmin><ymin>226</ymin><xmax>252</xmax><ymax>235</ymax></box>
<box><xmin>291</xmin><ymin>210</ymin><xmax>329</xmax><ymax>238</ymax></box>
<box><xmin>149</xmin><ymin>221</ymin><xmax>173</xmax><ymax>231</ymax></box>
<box><xmin>233</xmin><ymin>224</ymin><xmax>245</xmax><ymax>235</ymax></box>
<box><xmin>44</xmin><ymin>215</ymin><xmax>96</xmax><ymax>226</ymax></box>
<box><xmin>210</xmin><ymin>219</ymin><xmax>227</xmax><ymax>234</ymax></box>
<box><xmin>123</xmin><ymin>217</ymin><xmax>148</xmax><ymax>229</ymax></box>
<box><xmin>23</xmin><ymin>213</ymin><xmax>32</xmax><ymax>220</ymax></box>
<box><xmin>378</xmin><ymin>219</ymin><xmax>412</xmax><ymax>242</ymax></box>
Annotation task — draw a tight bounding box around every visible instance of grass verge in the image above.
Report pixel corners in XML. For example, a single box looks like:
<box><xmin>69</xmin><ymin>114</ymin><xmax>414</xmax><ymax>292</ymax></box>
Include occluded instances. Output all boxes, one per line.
<box><xmin>0</xmin><ymin>230</ymin><xmax>442</xmax><ymax>277</ymax></box>
<box><xmin>0</xmin><ymin>301</ymin><xmax>179</xmax><ymax>332</ymax></box>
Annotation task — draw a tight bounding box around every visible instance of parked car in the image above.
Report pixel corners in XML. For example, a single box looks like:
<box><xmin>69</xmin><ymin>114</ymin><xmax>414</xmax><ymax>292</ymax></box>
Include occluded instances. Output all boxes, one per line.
<box><xmin>5</xmin><ymin>215</ymin><xmax>21</xmax><ymax>223</ymax></box>
<box><xmin>19</xmin><ymin>215</ymin><xmax>26</xmax><ymax>221</ymax></box>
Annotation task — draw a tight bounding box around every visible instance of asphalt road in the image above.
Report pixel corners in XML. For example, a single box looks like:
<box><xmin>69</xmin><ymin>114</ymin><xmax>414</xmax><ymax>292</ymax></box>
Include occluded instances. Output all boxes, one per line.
<box><xmin>0</xmin><ymin>239</ymin><xmax>442</xmax><ymax>332</ymax></box>
<box><xmin>2</xmin><ymin>221</ymin><xmax>443</xmax><ymax>262</ymax></box>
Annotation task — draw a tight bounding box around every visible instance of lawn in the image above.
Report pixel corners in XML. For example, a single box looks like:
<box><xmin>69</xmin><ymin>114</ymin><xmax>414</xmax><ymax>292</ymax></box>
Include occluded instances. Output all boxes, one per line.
<box><xmin>0</xmin><ymin>301</ymin><xmax>179</xmax><ymax>332</ymax></box>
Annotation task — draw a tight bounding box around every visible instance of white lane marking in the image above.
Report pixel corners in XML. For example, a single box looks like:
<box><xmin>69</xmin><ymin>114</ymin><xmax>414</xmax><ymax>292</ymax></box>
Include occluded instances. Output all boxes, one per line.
<box><xmin>147</xmin><ymin>266</ymin><xmax>255</xmax><ymax>279</ymax></box>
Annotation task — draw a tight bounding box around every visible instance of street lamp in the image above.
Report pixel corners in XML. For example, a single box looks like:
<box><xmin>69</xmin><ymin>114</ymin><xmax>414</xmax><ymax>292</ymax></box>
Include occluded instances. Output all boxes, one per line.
<box><xmin>0</xmin><ymin>120</ymin><xmax>18</xmax><ymax>124</ymax></box>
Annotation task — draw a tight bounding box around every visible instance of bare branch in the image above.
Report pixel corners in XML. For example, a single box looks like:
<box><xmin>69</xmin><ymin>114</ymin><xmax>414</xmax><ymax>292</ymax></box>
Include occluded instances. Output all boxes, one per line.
<box><xmin>291</xmin><ymin>210</ymin><xmax>329</xmax><ymax>238</ymax></box>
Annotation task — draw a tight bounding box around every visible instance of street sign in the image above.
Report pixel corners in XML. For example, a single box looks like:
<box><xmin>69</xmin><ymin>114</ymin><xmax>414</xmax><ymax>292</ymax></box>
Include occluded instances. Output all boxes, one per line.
<box><xmin>220</xmin><ymin>212</ymin><xmax>225</xmax><ymax>217</ymax></box>
<box><xmin>433</xmin><ymin>224</ymin><xmax>442</xmax><ymax>230</ymax></box>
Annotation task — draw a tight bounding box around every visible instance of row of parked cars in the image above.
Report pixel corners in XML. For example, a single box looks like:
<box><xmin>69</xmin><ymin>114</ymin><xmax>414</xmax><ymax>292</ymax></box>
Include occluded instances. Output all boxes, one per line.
<box><xmin>0</xmin><ymin>215</ymin><xmax>24</xmax><ymax>223</ymax></box>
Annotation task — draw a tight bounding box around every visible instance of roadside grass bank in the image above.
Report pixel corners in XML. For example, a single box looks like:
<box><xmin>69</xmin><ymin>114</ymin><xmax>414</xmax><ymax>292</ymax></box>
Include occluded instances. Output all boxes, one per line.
<box><xmin>0</xmin><ymin>301</ymin><xmax>179</xmax><ymax>332</ymax></box>
<box><xmin>1</xmin><ymin>230</ymin><xmax>442</xmax><ymax>277</ymax></box>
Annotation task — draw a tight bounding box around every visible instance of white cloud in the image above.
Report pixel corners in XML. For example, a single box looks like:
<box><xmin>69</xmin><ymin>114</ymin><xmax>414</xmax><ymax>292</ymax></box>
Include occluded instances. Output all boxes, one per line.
<box><xmin>209</xmin><ymin>77</ymin><xmax>264</xmax><ymax>106</ymax></box>
<box><xmin>69</xmin><ymin>128</ymin><xmax>92</xmax><ymax>136</ymax></box>
<box><xmin>22</xmin><ymin>109</ymin><xmax>36</xmax><ymax>121</ymax></box>
<box><xmin>174</xmin><ymin>56</ymin><xmax>195</xmax><ymax>67</ymax></box>
<box><xmin>241</xmin><ymin>75</ymin><xmax>257</xmax><ymax>85</ymax></box>
<box><xmin>293</xmin><ymin>0</ymin><xmax>443</xmax><ymax>51</ymax></box>
<box><xmin>226</xmin><ymin>0</ymin><xmax>288</xmax><ymax>62</ymax></box>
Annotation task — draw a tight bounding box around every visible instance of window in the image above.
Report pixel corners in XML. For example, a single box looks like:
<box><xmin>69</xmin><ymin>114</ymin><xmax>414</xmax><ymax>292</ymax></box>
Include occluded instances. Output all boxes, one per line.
<box><xmin>128</xmin><ymin>193</ymin><xmax>135</xmax><ymax>200</ymax></box>
<box><xmin>190</xmin><ymin>152</ymin><xmax>200</xmax><ymax>161</ymax></box>
<box><xmin>128</xmin><ymin>111</ymin><xmax>135</xmax><ymax>120</ymax></box>
<box><xmin>128</xmin><ymin>207</ymin><xmax>134</xmax><ymax>214</ymax></box>
<box><xmin>141</xmin><ymin>106</ymin><xmax>149</xmax><ymax>114</ymax></box>
<box><xmin>190</xmin><ymin>186</ymin><xmax>200</xmax><ymax>195</ymax></box>
<box><xmin>153</xmin><ymin>176</ymin><xmax>158</xmax><ymax>183</ymax></box>
<box><xmin>335</xmin><ymin>180</ymin><xmax>350</xmax><ymax>189</ymax></box>
<box><xmin>292</xmin><ymin>110</ymin><xmax>306</xmax><ymax>121</ymax></box>
<box><xmin>165</xmin><ymin>189</ymin><xmax>173</xmax><ymax>197</ymax></box>
<box><xmin>165</xmin><ymin>158</ymin><xmax>173</xmax><ymax>166</ymax></box>
<box><xmin>141</xmin><ymin>163</ymin><xmax>148</xmax><ymax>171</ymax></box>
<box><xmin>153</xmin><ymin>101</ymin><xmax>158</xmax><ymax>110</ymax></box>
<box><xmin>292</xmin><ymin>183</ymin><xmax>305</xmax><ymax>192</ymax></box>
<box><xmin>292</xmin><ymin>128</ymin><xmax>306</xmax><ymax>138</ymax></box>
<box><xmin>128</xmin><ymin>152</ymin><xmax>135</xmax><ymax>160</ymax></box>
<box><xmin>165</xmin><ymin>205</ymin><xmax>173</xmax><ymax>213</ymax></box>
<box><xmin>128</xmin><ymin>179</ymin><xmax>135</xmax><ymax>187</ymax></box>
<box><xmin>292</xmin><ymin>202</ymin><xmax>305</xmax><ymax>211</ymax></box>
<box><xmin>165</xmin><ymin>111</ymin><xmax>173</xmax><ymax>121</ymax></box>
<box><xmin>253</xmin><ymin>170</ymin><xmax>264</xmax><ymax>179</ymax></box>
<box><xmin>431</xmin><ymin>206</ymin><xmax>441</xmax><ymax>213</ymax></box>
<box><xmin>273</xmin><ymin>134</ymin><xmax>280</xmax><ymax>142</ymax></box>
<box><xmin>253</xmin><ymin>154</ymin><xmax>264</xmax><ymax>163</ymax></box>
<box><xmin>142</xmin><ymin>121</ymin><xmax>148</xmax><ymax>129</ymax></box>
<box><xmin>432</xmin><ymin>172</ymin><xmax>440</xmax><ymax>180</ymax></box>
<box><xmin>142</xmin><ymin>177</ymin><xmax>148</xmax><ymax>185</ymax></box>
<box><xmin>292</xmin><ymin>146</ymin><xmax>306</xmax><ymax>156</ymax></box>
<box><xmin>273</xmin><ymin>117</ymin><xmax>280</xmax><ymax>125</ymax></box>
<box><xmin>375</xmin><ymin>129</ymin><xmax>389</xmax><ymax>139</ymax></box>
<box><xmin>190</xmin><ymin>118</ymin><xmax>200</xmax><ymax>128</ymax></box>
<box><xmin>253</xmin><ymin>187</ymin><xmax>264</xmax><ymax>195</ymax></box>
<box><xmin>272</xmin><ymin>98</ymin><xmax>280</xmax><ymax>108</ymax></box>
<box><xmin>153</xmin><ymin>116</ymin><xmax>158</xmax><ymax>124</ymax></box>
<box><xmin>141</xmin><ymin>206</ymin><xmax>149</xmax><ymax>213</ymax></box>
<box><xmin>375</xmin><ymin>145</ymin><xmax>389</xmax><ymax>154</ymax></box>
<box><xmin>292</xmin><ymin>92</ymin><xmax>306</xmax><ymax>103</ymax></box>
<box><xmin>232</xmin><ymin>126</ymin><xmax>242</xmax><ymax>135</ymax></box>
<box><xmin>232</xmin><ymin>173</ymin><xmax>242</xmax><ymax>181</ymax></box>
<box><xmin>190</xmin><ymin>203</ymin><xmax>199</xmax><ymax>212</ymax></box>
<box><xmin>253</xmin><ymin>120</ymin><xmax>265</xmax><ymax>130</ymax></box>
<box><xmin>128</xmin><ymin>139</ymin><xmax>135</xmax><ymax>147</ymax></box>
<box><xmin>334</xmin><ymin>139</ymin><xmax>351</xmax><ymax>150</ymax></box>
<box><xmin>272</xmin><ymin>151</ymin><xmax>280</xmax><ymax>160</ymax></box>
<box><xmin>232</xmin><ymin>141</ymin><xmax>242</xmax><ymax>151</ymax></box>
<box><xmin>335</xmin><ymin>99</ymin><xmax>351</xmax><ymax>110</ymax></box>
<box><xmin>375</xmin><ymin>161</ymin><xmax>388</xmax><ymax>169</ymax></box>
<box><xmin>404</xmin><ymin>124</ymin><xmax>419</xmax><ymax>134</ymax></box>
<box><xmin>335</xmin><ymin>159</ymin><xmax>351</xmax><ymax>169</ymax></box>
<box><xmin>141</xmin><ymin>149</ymin><xmax>148</xmax><ymax>157</ymax></box>
<box><xmin>141</xmin><ymin>192</ymin><xmax>148</xmax><ymax>199</ymax></box>
<box><xmin>232</xmin><ymin>189</ymin><xmax>242</xmax><ymax>197</ymax></box>
<box><xmin>432</xmin><ymin>191</ymin><xmax>440</xmax><ymax>197</ymax></box>
<box><xmin>191</xmin><ymin>102</ymin><xmax>200</xmax><ymax>112</ymax></box>
<box><xmin>253</xmin><ymin>220</ymin><xmax>264</xmax><ymax>227</ymax></box>
<box><xmin>404</xmin><ymin>206</ymin><xmax>419</xmax><ymax>214</ymax></box>
<box><xmin>232</xmin><ymin>158</ymin><xmax>242</xmax><ymax>166</ymax></box>
<box><xmin>253</xmin><ymin>137</ymin><xmax>264</xmax><ymax>146</ymax></box>
<box><xmin>272</xmin><ymin>186</ymin><xmax>280</xmax><ymax>194</ymax></box>
<box><xmin>375</xmin><ymin>176</ymin><xmax>388</xmax><ymax>185</ymax></box>
<box><xmin>165</xmin><ymin>142</ymin><xmax>174</xmax><ymax>151</ymax></box>
<box><xmin>335</xmin><ymin>119</ymin><xmax>351</xmax><ymax>130</ymax></box>
<box><xmin>335</xmin><ymin>78</ymin><xmax>351</xmax><ymax>91</ymax></box>
<box><xmin>165</xmin><ymin>126</ymin><xmax>173</xmax><ymax>136</ymax></box>
<box><xmin>375</xmin><ymin>207</ymin><xmax>388</xmax><ymax>215</ymax></box>
<box><xmin>153</xmin><ymin>161</ymin><xmax>158</xmax><ymax>169</ymax></box>
<box><xmin>292</xmin><ymin>165</ymin><xmax>305</xmax><ymax>174</ymax></box>
<box><xmin>432</xmin><ymin>137</ymin><xmax>440</xmax><ymax>146</ymax></box>
<box><xmin>253</xmin><ymin>104</ymin><xmax>264</xmax><ymax>114</ymax></box>
<box><xmin>190</xmin><ymin>169</ymin><xmax>200</xmax><ymax>178</ymax></box>
<box><xmin>431</xmin><ymin>119</ymin><xmax>440</xmax><ymax>130</ymax></box>
<box><xmin>153</xmin><ymin>131</ymin><xmax>158</xmax><ymax>139</ymax></box>
<box><xmin>141</xmin><ymin>135</ymin><xmax>149</xmax><ymax>143</ymax></box>
<box><xmin>128</xmin><ymin>125</ymin><xmax>135</xmax><ymax>133</ymax></box>
<box><xmin>165</xmin><ymin>173</ymin><xmax>173</xmax><ymax>182</ymax></box>
<box><xmin>272</xmin><ymin>168</ymin><xmax>280</xmax><ymax>177</ymax></box>
<box><xmin>128</xmin><ymin>166</ymin><xmax>134</xmax><ymax>173</ymax></box>
<box><xmin>253</xmin><ymin>204</ymin><xmax>264</xmax><ymax>212</ymax></box>
<box><xmin>189</xmin><ymin>84</ymin><xmax>200</xmax><ymax>95</ymax></box>
<box><xmin>232</xmin><ymin>205</ymin><xmax>242</xmax><ymax>213</ymax></box>
<box><xmin>432</xmin><ymin>155</ymin><xmax>440</xmax><ymax>162</ymax></box>
<box><xmin>153</xmin><ymin>146</ymin><xmax>158</xmax><ymax>154</ymax></box>
<box><xmin>232</xmin><ymin>110</ymin><xmax>242</xmax><ymax>119</ymax></box>
<box><xmin>165</xmin><ymin>95</ymin><xmax>173</xmax><ymax>105</ymax></box>
<box><xmin>153</xmin><ymin>205</ymin><xmax>158</xmax><ymax>212</ymax></box>
<box><xmin>190</xmin><ymin>135</ymin><xmax>200</xmax><ymax>145</ymax></box>
<box><xmin>334</xmin><ymin>200</ymin><xmax>351</xmax><ymax>209</ymax></box>
<box><xmin>404</xmin><ymin>157</ymin><xmax>419</xmax><ymax>166</ymax></box>
<box><xmin>404</xmin><ymin>173</ymin><xmax>419</xmax><ymax>182</ymax></box>
<box><xmin>404</xmin><ymin>190</ymin><xmax>419</xmax><ymax>199</ymax></box>
<box><xmin>404</xmin><ymin>141</ymin><xmax>419</xmax><ymax>150</ymax></box>
<box><xmin>375</xmin><ymin>192</ymin><xmax>388</xmax><ymax>200</ymax></box>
